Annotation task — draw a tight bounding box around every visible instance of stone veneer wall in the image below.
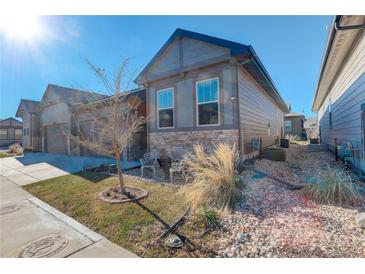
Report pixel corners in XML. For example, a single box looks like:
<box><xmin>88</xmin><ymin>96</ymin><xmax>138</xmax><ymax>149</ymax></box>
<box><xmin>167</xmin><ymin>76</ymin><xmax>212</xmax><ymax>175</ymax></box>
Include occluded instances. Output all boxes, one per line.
<box><xmin>149</xmin><ymin>129</ymin><xmax>239</xmax><ymax>157</ymax></box>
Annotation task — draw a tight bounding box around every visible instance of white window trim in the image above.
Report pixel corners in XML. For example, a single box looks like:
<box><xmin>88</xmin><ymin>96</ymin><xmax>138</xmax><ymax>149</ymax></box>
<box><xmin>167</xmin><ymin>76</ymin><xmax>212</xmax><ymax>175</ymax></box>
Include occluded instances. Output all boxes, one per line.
<box><xmin>157</xmin><ymin>87</ymin><xmax>174</xmax><ymax>129</ymax></box>
<box><xmin>195</xmin><ymin>77</ymin><xmax>220</xmax><ymax>127</ymax></box>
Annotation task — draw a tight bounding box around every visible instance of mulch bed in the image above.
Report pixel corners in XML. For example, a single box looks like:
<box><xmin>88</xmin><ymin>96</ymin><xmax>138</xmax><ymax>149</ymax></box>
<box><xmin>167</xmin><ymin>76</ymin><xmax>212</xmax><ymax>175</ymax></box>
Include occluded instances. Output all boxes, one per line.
<box><xmin>98</xmin><ymin>186</ymin><xmax>148</xmax><ymax>204</ymax></box>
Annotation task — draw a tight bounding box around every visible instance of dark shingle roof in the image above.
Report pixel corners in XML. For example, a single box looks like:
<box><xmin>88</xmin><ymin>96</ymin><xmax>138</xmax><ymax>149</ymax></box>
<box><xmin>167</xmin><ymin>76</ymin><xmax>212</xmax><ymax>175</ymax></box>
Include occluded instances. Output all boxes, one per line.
<box><xmin>135</xmin><ymin>28</ymin><xmax>289</xmax><ymax>113</ymax></box>
<box><xmin>42</xmin><ymin>84</ymin><xmax>108</xmax><ymax>108</ymax></box>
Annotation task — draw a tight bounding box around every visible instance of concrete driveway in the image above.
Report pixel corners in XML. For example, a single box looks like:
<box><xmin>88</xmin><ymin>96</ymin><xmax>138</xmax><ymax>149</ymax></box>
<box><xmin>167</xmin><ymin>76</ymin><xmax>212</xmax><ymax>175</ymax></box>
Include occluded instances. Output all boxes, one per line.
<box><xmin>0</xmin><ymin>152</ymin><xmax>139</xmax><ymax>186</ymax></box>
<box><xmin>0</xmin><ymin>153</ymin><xmax>139</xmax><ymax>258</ymax></box>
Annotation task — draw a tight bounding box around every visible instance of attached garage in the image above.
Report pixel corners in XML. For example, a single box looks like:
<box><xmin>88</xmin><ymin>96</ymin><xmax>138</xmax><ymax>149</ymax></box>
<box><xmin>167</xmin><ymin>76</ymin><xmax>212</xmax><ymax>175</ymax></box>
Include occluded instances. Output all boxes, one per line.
<box><xmin>45</xmin><ymin>125</ymin><xmax>68</xmax><ymax>154</ymax></box>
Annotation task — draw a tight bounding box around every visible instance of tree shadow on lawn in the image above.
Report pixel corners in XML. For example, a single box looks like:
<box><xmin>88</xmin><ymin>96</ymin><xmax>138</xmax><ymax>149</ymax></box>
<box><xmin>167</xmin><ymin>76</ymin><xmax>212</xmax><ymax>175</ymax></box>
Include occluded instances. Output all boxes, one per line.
<box><xmin>75</xmin><ymin>171</ymin><xmax>111</xmax><ymax>183</ymax></box>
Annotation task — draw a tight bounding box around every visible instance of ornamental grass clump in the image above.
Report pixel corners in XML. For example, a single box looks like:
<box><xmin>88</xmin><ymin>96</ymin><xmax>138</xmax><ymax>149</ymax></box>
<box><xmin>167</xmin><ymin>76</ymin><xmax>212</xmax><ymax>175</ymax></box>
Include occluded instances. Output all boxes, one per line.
<box><xmin>303</xmin><ymin>165</ymin><xmax>361</xmax><ymax>206</ymax></box>
<box><xmin>182</xmin><ymin>143</ymin><xmax>246</xmax><ymax>210</ymax></box>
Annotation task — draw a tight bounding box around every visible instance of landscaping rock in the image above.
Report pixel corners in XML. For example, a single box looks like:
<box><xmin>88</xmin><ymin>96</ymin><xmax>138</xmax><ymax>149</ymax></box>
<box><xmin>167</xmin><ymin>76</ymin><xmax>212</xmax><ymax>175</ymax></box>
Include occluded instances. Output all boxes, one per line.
<box><xmin>213</xmin><ymin>144</ymin><xmax>365</xmax><ymax>258</ymax></box>
<box><xmin>165</xmin><ymin>234</ymin><xmax>184</xmax><ymax>248</ymax></box>
<box><xmin>356</xmin><ymin>213</ymin><xmax>365</xmax><ymax>229</ymax></box>
<box><xmin>236</xmin><ymin>232</ymin><xmax>249</xmax><ymax>244</ymax></box>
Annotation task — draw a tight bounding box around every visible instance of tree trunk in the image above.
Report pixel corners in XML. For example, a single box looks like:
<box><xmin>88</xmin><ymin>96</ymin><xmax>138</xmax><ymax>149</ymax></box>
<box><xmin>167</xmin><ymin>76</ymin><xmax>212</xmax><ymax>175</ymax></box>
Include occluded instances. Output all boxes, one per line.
<box><xmin>116</xmin><ymin>157</ymin><xmax>127</xmax><ymax>195</ymax></box>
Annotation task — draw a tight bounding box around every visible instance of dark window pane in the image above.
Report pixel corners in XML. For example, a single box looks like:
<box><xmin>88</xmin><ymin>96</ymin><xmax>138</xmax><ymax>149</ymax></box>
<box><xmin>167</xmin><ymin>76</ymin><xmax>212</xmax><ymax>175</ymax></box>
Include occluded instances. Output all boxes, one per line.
<box><xmin>159</xmin><ymin>109</ymin><xmax>174</xmax><ymax>128</ymax></box>
<box><xmin>198</xmin><ymin>102</ymin><xmax>219</xmax><ymax>125</ymax></box>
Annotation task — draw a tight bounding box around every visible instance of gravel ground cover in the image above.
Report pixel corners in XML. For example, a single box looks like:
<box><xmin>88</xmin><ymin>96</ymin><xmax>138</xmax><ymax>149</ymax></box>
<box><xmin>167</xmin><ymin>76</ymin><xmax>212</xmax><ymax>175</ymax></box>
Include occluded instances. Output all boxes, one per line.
<box><xmin>213</xmin><ymin>144</ymin><xmax>365</xmax><ymax>257</ymax></box>
<box><xmin>112</xmin><ymin>144</ymin><xmax>364</xmax><ymax>257</ymax></box>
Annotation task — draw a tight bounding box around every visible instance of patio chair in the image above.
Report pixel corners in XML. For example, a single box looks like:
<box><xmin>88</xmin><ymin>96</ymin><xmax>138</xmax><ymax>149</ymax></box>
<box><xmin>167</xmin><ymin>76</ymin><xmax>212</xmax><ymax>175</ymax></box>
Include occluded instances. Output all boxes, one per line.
<box><xmin>140</xmin><ymin>153</ymin><xmax>157</xmax><ymax>178</ymax></box>
<box><xmin>169</xmin><ymin>159</ymin><xmax>188</xmax><ymax>184</ymax></box>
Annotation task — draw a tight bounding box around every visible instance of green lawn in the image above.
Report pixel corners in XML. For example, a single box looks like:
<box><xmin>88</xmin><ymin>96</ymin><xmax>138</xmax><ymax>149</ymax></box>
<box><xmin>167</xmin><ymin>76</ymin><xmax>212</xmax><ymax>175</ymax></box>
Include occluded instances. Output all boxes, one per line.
<box><xmin>23</xmin><ymin>172</ymin><xmax>216</xmax><ymax>257</ymax></box>
<box><xmin>0</xmin><ymin>152</ymin><xmax>9</xmax><ymax>158</ymax></box>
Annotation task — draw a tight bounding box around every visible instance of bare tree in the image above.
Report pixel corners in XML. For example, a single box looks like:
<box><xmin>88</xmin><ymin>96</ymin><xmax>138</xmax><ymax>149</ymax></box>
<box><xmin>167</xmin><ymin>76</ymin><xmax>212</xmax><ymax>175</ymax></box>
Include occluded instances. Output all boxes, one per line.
<box><xmin>68</xmin><ymin>60</ymin><xmax>145</xmax><ymax>195</ymax></box>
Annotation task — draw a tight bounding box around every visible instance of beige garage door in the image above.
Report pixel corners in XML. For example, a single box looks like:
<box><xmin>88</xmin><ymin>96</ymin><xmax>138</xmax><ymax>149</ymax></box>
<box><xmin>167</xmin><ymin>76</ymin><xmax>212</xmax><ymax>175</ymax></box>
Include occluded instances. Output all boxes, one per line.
<box><xmin>45</xmin><ymin>125</ymin><xmax>67</xmax><ymax>154</ymax></box>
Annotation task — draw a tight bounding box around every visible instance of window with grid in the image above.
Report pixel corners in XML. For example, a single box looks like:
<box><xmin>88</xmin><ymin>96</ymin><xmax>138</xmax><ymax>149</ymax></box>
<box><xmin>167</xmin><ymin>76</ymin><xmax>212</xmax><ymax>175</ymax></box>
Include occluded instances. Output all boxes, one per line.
<box><xmin>196</xmin><ymin>78</ymin><xmax>219</xmax><ymax>126</ymax></box>
<box><xmin>157</xmin><ymin>88</ymin><xmax>174</xmax><ymax>128</ymax></box>
<box><xmin>15</xmin><ymin>129</ymin><xmax>22</xmax><ymax>139</ymax></box>
<box><xmin>0</xmin><ymin>129</ymin><xmax>7</xmax><ymax>140</ymax></box>
<box><xmin>284</xmin><ymin>120</ymin><xmax>292</xmax><ymax>133</ymax></box>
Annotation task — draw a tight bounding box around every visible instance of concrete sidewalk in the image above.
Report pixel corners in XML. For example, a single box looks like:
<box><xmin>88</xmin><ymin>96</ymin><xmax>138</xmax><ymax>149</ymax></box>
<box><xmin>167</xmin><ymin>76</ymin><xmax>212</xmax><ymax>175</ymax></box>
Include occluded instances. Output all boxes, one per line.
<box><xmin>0</xmin><ymin>175</ymin><xmax>138</xmax><ymax>258</ymax></box>
<box><xmin>0</xmin><ymin>152</ymin><xmax>140</xmax><ymax>186</ymax></box>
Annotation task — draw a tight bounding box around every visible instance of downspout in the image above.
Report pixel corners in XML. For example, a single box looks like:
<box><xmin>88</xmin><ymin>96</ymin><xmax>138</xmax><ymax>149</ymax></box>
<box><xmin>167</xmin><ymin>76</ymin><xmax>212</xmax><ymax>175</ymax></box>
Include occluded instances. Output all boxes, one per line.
<box><xmin>235</xmin><ymin>63</ymin><xmax>242</xmax><ymax>155</ymax></box>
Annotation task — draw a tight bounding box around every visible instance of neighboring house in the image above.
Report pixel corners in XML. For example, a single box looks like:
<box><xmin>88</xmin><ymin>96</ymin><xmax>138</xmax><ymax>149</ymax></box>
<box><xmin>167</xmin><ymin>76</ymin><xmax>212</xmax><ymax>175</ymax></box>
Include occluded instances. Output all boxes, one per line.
<box><xmin>16</xmin><ymin>84</ymin><xmax>146</xmax><ymax>161</ymax></box>
<box><xmin>0</xmin><ymin>118</ymin><xmax>23</xmax><ymax>147</ymax></box>
<box><xmin>312</xmin><ymin>15</ymin><xmax>365</xmax><ymax>172</ymax></box>
<box><xmin>38</xmin><ymin>84</ymin><xmax>107</xmax><ymax>155</ymax></box>
<box><xmin>304</xmin><ymin>117</ymin><xmax>318</xmax><ymax>139</ymax></box>
<box><xmin>135</xmin><ymin>28</ymin><xmax>289</xmax><ymax>157</ymax></box>
<box><xmin>284</xmin><ymin>112</ymin><xmax>305</xmax><ymax>139</ymax></box>
<box><xmin>71</xmin><ymin>88</ymin><xmax>147</xmax><ymax>160</ymax></box>
<box><xmin>15</xmin><ymin>99</ymin><xmax>41</xmax><ymax>151</ymax></box>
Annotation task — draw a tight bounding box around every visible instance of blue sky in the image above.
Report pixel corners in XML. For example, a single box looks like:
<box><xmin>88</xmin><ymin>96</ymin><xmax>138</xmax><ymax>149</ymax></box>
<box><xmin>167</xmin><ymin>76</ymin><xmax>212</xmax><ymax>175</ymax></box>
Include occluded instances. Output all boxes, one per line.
<box><xmin>0</xmin><ymin>16</ymin><xmax>332</xmax><ymax>119</ymax></box>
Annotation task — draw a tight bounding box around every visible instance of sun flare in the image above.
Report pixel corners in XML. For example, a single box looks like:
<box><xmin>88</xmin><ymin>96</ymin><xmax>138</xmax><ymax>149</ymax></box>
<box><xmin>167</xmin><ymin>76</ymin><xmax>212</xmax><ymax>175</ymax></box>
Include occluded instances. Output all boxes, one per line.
<box><xmin>0</xmin><ymin>15</ymin><xmax>42</xmax><ymax>41</ymax></box>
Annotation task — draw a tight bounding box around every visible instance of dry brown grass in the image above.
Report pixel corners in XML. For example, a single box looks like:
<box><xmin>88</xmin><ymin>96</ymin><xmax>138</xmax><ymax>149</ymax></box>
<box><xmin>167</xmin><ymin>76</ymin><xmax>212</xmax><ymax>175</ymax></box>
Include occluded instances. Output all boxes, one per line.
<box><xmin>182</xmin><ymin>143</ymin><xmax>245</xmax><ymax>210</ymax></box>
<box><xmin>302</xmin><ymin>165</ymin><xmax>361</xmax><ymax>206</ymax></box>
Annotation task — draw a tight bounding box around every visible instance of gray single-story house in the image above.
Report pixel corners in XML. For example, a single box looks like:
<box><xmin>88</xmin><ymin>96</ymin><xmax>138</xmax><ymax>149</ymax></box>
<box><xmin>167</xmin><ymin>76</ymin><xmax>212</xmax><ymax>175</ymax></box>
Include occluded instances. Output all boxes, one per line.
<box><xmin>17</xmin><ymin>28</ymin><xmax>289</xmax><ymax>160</ymax></box>
<box><xmin>16</xmin><ymin>84</ymin><xmax>146</xmax><ymax>161</ymax></box>
<box><xmin>0</xmin><ymin>118</ymin><xmax>23</xmax><ymax>147</ymax></box>
<box><xmin>135</xmin><ymin>28</ymin><xmax>289</xmax><ymax>157</ymax></box>
<box><xmin>312</xmin><ymin>15</ymin><xmax>365</xmax><ymax>172</ymax></box>
<box><xmin>284</xmin><ymin>112</ymin><xmax>305</xmax><ymax>139</ymax></box>
<box><xmin>39</xmin><ymin>84</ymin><xmax>107</xmax><ymax>155</ymax></box>
<box><xmin>70</xmin><ymin>88</ymin><xmax>147</xmax><ymax>160</ymax></box>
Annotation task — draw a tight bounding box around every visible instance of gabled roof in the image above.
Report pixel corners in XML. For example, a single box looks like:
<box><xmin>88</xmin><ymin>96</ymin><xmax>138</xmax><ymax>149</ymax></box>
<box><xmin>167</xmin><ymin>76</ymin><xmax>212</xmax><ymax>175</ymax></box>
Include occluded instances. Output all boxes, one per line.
<box><xmin>71</xmin><ymin>87</ymin><xmax>146</xmax><ymax>112</ymax></box>
<box><xmin>15</xmin><ymin>99</ymin><xmax>40</xmax><ymax>117</ymax></box>
<box><xmin>0</xmin><ymin>117</ymin><xmax>23</xmax><ymax>126</ymax></box>
<box><xmin>135</xmin><ymin>28</ymin><xmax>251</xmax><ymax>84</ymax></box>
<box><xmin>136</xmin><ymin>28</ymin><xmax>289</xmax><ymax>113</ymax></box>
<box><xmin>40</xmin><ymin>84</ymin><xmax>108</xmax><ymax>109</ymax></box>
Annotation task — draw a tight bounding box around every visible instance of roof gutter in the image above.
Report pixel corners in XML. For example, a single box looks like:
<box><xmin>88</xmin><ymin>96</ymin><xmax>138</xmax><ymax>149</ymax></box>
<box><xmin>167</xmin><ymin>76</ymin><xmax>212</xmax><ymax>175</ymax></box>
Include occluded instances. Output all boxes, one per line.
<box><xmin>334</xmin><ymin>16</ymin><xmax>365</xmax><ymax>30</ymax></box>
<box><xmin>312</xmin><ymin>15</ymin><xmax>365</xmax><ymax>111</ymax></box>
<box><xmin>240</xmin><ymin>48</ymin><xmax>289</xmax><ymax>113</ymax></box>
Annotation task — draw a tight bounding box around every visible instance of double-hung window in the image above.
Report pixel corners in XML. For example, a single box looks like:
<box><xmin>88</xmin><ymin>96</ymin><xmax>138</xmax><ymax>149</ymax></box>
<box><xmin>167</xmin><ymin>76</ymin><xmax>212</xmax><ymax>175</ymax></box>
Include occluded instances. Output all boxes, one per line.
<box><xmin>157</xmin><ymin>88</ymin><xmax>174</xmax><ymax>128</ymax></box>
<box><xmin>0</xmin><ymin>129</ymin><xmax>7</xmax><ymax>140</ymax></box>
<box><xmin>284</xmin><ymin>120</ymin><xmax>292</xmax><ymax>133</ymax></box>
<box><xmin>196</xmin><ymin>78</ymin><xmax>220</xmax><ymax>126</ymax></box>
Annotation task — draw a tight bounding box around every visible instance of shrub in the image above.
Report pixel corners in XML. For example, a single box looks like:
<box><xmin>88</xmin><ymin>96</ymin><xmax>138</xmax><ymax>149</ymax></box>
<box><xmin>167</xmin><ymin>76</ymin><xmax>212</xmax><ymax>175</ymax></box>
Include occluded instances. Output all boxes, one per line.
<box><xmin>285</xmin><ymin>134</ymin><xmax>301</xmax><ymax>143</ymax></box>
<box><xmin>303</xmin><ymin>165</ymin><xmax>361</xmax><ymax>205</ymax></box>
<box><xmin>182</xmin><ymin>143</ymin><xmax>246</xmax><ymax>210</ymax></box>
<box><xmin>200</xmin><ymin>205</ymin><xmax>221</xmax><ymax>229</ymax></box>
<box><xmin>8</xmin><ymin>143</ymin><xmax>24</xmax><ymax>155</ymax></box>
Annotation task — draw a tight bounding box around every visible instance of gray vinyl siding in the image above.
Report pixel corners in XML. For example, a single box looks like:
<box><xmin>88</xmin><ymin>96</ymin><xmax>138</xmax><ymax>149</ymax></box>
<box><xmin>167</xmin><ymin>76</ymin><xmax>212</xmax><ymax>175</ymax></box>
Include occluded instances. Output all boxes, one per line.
<box><xmin>238</xmin><ymin>66</ymin><xmax>284</xmax><ymax>154</ymax></box>
<box><xmin>147</xmin><ymin>62</ymin><xmax>237</xmax><ymax>133</ymax></box>
<box><xmin>318</xmin><ymin>33</ymin><xmax>365</xmax><ymax>172</ymax></box>
<box><xmin>181</xmin><ymin>37</ymin><xmax>230</xmax><ymax>67</ymax></box>
<box><xmin>144</xmin><ymin>37</ymin><xmax>231</xmax><ymax>83</ymax></box>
